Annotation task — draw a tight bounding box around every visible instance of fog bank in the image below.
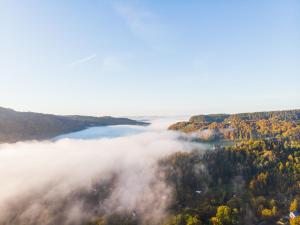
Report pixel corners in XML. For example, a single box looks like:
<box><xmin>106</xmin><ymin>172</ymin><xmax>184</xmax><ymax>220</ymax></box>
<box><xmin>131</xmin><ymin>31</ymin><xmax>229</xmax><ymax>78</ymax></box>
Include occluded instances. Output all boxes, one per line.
<box><xmin>0</xmin><ymin>118</ymin><xmax>201</xmax><ymax>225</ymax></box>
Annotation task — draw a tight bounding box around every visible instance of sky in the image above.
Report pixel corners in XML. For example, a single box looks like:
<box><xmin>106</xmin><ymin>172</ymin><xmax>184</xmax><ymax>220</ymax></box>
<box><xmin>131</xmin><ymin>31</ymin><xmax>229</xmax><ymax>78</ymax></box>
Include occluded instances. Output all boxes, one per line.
<box><xmin>0</xmin><ymin>0</ymin><xmax>299</xmax><ymax>116</ymax></box>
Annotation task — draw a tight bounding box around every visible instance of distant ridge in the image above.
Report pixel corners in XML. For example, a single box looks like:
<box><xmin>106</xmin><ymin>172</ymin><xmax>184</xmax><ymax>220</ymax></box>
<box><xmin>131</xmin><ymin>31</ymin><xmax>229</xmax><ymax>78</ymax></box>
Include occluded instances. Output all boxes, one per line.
<box><xmin>188</xmin><ymin>109</ymin><xmax>300</xmax><ymax>123</ymax></box>
<box><xmin>168</xmin><ymin>109</ymin><xmax>300</xmax><ymax>141</ymax></box>
<box><xmin>170</xmin><ymin>109</ymin><xmax>300</xmax><ymax>128</ymax></box>
<box><xmin>0</xmin><ymin>106</ymin><xmax>148</xmax><ymax>143</ymax></box>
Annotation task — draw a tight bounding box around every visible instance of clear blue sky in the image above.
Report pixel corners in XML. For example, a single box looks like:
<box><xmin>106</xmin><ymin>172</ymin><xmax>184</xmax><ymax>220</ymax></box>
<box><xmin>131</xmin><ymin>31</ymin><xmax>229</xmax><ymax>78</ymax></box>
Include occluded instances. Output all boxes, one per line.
<box><xmin>0</xmin><ymin>0</ymin><xmax>299</xmax><ymax>116</ymax></box>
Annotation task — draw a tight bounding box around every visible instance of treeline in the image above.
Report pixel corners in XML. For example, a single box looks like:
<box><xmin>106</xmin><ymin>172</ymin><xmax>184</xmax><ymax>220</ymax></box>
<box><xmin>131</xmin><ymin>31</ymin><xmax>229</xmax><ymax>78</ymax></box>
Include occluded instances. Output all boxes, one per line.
<box><xmin>169</xmin><ymin>110</ymin><xmax>300</xmax><ymax>146</ymax></box>
<box><xmin>188</xmin><ymin>110</ymin><xmax>300</xmax><ymax>123</ymax></box>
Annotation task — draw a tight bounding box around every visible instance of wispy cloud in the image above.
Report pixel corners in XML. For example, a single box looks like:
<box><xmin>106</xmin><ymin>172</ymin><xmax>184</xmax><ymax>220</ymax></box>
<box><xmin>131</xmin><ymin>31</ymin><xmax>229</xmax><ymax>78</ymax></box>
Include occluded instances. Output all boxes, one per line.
<box><xmin>67</xmin><ymin>53</ymin><xmax>130</xmax><ymax>74</ymax></box>
<box><xmin>68</xmin><ymin>54</ymin><xmax>97</xmax><ymax>68</ymax></box>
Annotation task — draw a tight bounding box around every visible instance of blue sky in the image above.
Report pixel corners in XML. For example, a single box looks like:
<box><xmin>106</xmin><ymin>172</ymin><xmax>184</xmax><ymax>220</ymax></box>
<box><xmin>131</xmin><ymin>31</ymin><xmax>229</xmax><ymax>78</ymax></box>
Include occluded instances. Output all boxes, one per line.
<box><xmin>0</xmin><ymin>0</ymin><xmax>299</xmax><ymax>116</ymax></box>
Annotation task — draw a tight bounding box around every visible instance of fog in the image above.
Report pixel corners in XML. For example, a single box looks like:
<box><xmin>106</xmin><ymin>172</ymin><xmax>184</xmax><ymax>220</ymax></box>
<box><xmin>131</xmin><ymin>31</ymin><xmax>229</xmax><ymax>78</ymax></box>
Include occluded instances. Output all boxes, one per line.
<box><xmin>0</xmin><ymin>117</ymin><xmax>203</xmax><ymax>225</ymax></box>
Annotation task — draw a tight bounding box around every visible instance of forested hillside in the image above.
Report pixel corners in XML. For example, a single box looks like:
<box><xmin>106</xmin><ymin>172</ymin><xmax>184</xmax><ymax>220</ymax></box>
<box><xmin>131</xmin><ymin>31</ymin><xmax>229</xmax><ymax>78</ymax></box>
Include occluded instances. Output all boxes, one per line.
<box><xmin>0</xmin><ymin>107</ymin><xmax>147</xmax><ymax>143</ymax></box>
<box><xmin>86</xmin><ymin>110</ymin><xmax>300</xmax><ymax>225</ymax></box>
<box><xmin>168</xmin><ymin>110</ymin><xmax>300</xmax><ymax>147</ymax></box>
<box><xmin>86</xmin><ymin>140</ymin><xmax>300</xmax><ymax>225</ymax></box>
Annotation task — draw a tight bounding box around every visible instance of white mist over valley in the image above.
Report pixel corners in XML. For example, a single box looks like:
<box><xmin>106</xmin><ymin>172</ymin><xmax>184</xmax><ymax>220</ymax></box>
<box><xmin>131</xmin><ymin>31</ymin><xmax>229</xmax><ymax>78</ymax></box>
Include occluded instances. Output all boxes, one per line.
<box><xmin>0</xmin><ymin>117</ymin><xmax>204</xmax><ymax>225</ymax></box>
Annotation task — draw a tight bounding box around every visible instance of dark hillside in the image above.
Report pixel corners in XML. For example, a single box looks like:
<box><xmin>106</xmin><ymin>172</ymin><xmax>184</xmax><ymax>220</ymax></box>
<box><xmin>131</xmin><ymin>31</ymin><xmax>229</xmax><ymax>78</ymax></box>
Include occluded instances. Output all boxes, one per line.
<box><xmin>0</xmin><ymin>107</ymin><xmax>147</xmax><ymax>143</ymax></box>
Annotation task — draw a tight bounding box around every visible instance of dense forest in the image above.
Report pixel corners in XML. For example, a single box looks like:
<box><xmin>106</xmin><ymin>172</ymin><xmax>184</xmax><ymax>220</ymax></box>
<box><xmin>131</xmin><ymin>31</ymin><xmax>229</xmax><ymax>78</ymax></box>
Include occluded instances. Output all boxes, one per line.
<box><xmin>86</xmin><ymin>110</ymin><xmax>300</xmax><ymax>225</ymax></box>
<box><xmin>168</xmin><ymin>110</ymin><xmax>300</xmax><ymax>146</ymax></box>
<box><xmin>87</xmin><ymin>144</ymin><xmax>300</xmax><ymax>225</ymax></box>
<box><xmin>0</xmin><ymin>106</ymin><xmax>148</xmax><ymax>143</ymax></box>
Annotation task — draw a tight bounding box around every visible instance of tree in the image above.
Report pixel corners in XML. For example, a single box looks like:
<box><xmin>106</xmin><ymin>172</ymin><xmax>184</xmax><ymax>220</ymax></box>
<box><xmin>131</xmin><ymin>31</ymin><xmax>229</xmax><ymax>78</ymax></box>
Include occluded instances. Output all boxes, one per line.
<box><xmin>210</xmin><ymin>217</ymin><xmax>222</xmax><ymax>225</ymax></box>
<box><xmin>216</xmin><ymin>206</ymin><xmax>231</xmax><ymax>224</ymax></box>
<box><xmin>210</xmin><ymin>205</ymin><xmax>238</xmax><ymax>225</ymax></box>
<box><xmin>165</xmin><ymin>214</ymin><xmax>202</xmax><ymax>225</ymax></box>
<box><xmin>290</xmin><ymin>216</ymin><xmax>300</xmax><ymax>225</ymax></box>
<box><xmin>186</xmin><ymin>215</ymin><xmax>202</xmax><ymax>225</ymax></box>
<box><xmin>290</xmin><ymin>199</ymin><xmax>298</xmax><ymax>212</ymax></box>
<box><xmin>261</xmin><ymin>209</ymin><xmax>273</xmax><ymax>217</ymax></box>
<box><xmin>261</xmin><ymin>207</ymin><xmax>277</xmax><ymax>222</ymax></box>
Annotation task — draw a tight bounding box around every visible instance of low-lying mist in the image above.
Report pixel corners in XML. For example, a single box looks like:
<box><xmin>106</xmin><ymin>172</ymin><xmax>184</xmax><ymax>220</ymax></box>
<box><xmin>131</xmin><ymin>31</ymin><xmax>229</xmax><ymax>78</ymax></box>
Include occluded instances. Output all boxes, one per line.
<box><xmin>0</xmin><ymin>118</ymin><xmax>203</xmax><ymax>225</ymax></box>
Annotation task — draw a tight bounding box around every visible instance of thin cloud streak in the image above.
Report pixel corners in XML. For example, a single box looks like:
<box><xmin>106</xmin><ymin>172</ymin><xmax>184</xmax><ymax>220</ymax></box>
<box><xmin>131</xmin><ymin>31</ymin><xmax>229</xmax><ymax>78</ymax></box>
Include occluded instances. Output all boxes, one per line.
<box><xmin>68</xmin><ymin>54</ymin><xmax>97</xmax><ymax>68</ymax></box>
